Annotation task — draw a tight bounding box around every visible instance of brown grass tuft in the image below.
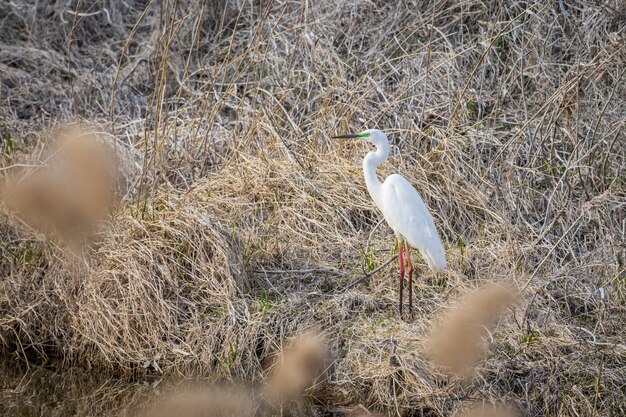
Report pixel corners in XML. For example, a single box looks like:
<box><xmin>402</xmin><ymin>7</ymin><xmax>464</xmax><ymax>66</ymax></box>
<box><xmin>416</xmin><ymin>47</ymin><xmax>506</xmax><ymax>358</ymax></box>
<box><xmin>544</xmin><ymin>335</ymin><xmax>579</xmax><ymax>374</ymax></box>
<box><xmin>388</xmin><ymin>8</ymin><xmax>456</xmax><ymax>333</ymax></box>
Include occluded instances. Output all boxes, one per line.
<box><xmin>458</xmin><ymin>402</ymin><xmax>520</xmax><ymax>417</ymax></box>
<box><xmin>426</xmin><ymin>284</ymin><xmax>516</xmax><ymax>377</ymax></box>
<box><xmin>264</xmin><ymin>332</ymin><xmax>329</xmax><ymax>404</ymax></box>
<box><xmin>1</xmin><ymin>126</ymin><xmax>117</xmax><ymax>246</ymax></box>
<box><xmin>0</xmin><ymin>188</ymin><xmax>248</xmax><ymax>374</ymax></box>
<box><xmin>72</xmin><ymin>202</ymin><xmax>248</xmax><ymax>373</ymax></box>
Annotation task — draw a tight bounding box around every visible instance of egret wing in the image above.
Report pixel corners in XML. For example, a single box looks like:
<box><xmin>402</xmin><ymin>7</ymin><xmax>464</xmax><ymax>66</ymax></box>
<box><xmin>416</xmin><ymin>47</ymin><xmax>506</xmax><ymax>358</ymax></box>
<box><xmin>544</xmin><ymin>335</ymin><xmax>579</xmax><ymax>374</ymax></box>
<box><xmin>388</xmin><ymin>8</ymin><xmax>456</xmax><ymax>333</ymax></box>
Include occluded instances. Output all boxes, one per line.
<box><xmin>380</xmin><ymin>174</ymin><xmax>446</xmax><ymax>270</ymax></box>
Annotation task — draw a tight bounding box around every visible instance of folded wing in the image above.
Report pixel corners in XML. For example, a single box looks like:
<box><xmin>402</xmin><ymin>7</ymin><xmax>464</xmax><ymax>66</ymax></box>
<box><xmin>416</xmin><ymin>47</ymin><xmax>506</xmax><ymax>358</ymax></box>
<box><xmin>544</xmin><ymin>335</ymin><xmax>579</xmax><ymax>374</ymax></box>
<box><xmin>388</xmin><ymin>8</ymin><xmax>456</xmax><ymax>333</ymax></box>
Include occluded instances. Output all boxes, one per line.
<box><xmin>379</xmin><ymin>174</ymin><xmax>446</xmax><ymax>271</ymax></box>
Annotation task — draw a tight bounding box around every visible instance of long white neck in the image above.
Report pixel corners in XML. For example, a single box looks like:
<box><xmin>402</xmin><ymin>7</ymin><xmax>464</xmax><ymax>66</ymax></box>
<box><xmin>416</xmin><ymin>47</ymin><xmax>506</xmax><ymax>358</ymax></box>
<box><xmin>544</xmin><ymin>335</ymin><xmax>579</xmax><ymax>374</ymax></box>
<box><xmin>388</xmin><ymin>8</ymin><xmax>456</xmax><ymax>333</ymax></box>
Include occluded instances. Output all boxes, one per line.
<box><xmin>363</xmin><ymin>141</ymin><xmax>389</xmax><ymax>207</ymax></box>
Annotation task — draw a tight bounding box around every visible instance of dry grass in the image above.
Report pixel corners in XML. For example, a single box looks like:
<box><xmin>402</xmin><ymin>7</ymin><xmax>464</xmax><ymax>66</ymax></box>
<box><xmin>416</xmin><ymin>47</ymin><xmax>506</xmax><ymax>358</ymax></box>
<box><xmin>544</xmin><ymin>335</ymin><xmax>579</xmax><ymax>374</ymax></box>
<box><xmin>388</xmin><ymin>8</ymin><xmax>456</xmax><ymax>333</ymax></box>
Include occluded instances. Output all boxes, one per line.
<box><xmin>457</xmin><ymin>403</ymin><xmax>520</xmax><ymax>417</ymax></box>
<box><xmin>0</xmin><ymin>0</ymin><xmax>625</xmax><ymax>416</ymax></box>
<box><xmin>264</xmin><ymin>331</ymin><xmax>329</xmax><ymax>404</ymax></box>
<box><xmin>1</xmin><ymin>126</ymin><xmax>117</xmax><ymax>246</ymax></box>
<box><xmin>426</xmin><ymin>284</ymin><xmax>516</xmax><ymax>377</ymax></box>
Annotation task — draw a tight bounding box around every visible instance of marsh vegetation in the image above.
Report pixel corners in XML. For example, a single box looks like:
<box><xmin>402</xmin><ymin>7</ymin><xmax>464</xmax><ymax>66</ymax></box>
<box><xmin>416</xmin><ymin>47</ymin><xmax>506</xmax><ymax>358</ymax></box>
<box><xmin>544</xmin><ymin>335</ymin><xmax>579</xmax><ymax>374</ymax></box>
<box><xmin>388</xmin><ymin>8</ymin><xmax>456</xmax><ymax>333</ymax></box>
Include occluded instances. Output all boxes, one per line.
<box><xmin>0</xmin><ymin>0</ymin><xmax>624</xmax><ymax>416</ymax></box>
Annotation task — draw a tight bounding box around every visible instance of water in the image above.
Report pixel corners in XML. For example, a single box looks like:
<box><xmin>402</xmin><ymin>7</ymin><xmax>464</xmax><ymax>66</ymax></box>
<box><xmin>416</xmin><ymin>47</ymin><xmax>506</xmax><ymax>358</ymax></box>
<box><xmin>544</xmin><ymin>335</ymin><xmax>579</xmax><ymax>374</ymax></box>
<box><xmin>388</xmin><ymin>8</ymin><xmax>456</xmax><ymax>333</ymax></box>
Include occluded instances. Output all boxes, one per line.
<box><xmin>0</xmin><ymin>358</ymin><xmax>328</xmax><ymax>417</ymax></box>
<box><xmin>0</xmin><ymin>357</ymin><xmax>159</xmax><ymax>417</ymax></box>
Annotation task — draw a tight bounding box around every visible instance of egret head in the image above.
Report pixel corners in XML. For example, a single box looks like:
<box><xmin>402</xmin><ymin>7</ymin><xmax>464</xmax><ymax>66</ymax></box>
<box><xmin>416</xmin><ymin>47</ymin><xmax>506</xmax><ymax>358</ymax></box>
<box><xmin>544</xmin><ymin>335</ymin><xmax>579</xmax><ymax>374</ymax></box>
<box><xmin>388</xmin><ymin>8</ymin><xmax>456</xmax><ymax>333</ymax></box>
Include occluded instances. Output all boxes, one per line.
<box><xmin>332</xmin><ymin>129</ymin><xmax>388</xmax><ymax>147</ymax></box>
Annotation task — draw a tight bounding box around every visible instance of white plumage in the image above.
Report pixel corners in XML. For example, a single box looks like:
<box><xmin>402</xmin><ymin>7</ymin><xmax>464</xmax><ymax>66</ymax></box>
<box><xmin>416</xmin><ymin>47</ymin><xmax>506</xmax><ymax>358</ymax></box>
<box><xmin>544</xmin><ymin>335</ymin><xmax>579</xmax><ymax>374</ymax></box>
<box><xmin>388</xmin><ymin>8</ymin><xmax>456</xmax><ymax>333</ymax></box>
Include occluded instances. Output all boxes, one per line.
<box><xmin>333</xmin><ymin>128</ymin><xmax>446</xmax><ymax>316</ymax></box>
<box><xmin>378</xmin><ymin>173</ymin><xmax>446</xmax><ymax>271</ymax></box>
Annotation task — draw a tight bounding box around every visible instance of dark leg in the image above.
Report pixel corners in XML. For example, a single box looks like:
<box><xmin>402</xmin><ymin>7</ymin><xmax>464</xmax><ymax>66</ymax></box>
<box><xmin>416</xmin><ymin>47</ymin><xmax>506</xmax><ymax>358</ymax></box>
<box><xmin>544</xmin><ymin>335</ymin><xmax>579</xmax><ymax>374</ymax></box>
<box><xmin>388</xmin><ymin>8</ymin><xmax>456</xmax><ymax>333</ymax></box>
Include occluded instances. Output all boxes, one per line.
<box><xmin>398</xmin><ymin>238</ymin><xmax>405</xmax><ymax>317</ymax></box>
<box><xmin>405</xmin><ymin>240</ymin><xmax>413</xmax><ymax>315</ymax></box>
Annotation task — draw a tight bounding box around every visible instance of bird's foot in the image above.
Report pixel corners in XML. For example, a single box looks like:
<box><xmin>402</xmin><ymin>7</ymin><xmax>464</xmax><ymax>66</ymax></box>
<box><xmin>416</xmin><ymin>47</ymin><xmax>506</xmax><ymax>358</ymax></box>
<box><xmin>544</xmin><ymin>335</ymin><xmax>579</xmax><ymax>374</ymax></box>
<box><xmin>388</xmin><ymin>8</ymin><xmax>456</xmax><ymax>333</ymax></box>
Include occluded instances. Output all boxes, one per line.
<box><xmin>398</xmin><ymin>309</ymin><xmax>415</xmax><ymax>322</ymax></box>
<box><xmin>406</xmin><ymin>310</ymin><xmax>415</xmax><ymax>321</ymax></box>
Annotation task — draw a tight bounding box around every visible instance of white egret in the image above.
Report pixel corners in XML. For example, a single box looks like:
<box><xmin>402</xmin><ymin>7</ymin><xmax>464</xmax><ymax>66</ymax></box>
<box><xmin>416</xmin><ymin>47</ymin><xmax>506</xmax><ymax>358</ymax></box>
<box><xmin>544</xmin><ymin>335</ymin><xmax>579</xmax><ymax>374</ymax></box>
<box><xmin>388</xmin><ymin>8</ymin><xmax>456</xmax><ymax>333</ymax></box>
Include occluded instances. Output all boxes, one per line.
<box><xmin>333</xmin><ymin>129</ymin><xmax>446</xmax><ymax>316</ymax></box>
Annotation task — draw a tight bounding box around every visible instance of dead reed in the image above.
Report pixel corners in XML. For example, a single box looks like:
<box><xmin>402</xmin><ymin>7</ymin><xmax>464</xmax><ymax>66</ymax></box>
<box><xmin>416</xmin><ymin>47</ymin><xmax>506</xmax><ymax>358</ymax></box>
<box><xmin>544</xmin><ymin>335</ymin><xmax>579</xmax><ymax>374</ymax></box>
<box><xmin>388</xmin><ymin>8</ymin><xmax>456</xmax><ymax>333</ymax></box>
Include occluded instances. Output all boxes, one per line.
<box><xmin>457</xmin><ymin>402</ymin><xmax>520</xmax><ymax>417</ymax></box>
<box><xmin>426</xmin><ymin>284</ymin><xmax>516</xmax><ymax>377</ymax></box>
<box><xmin>0</xmin><ymin>0</ymin><xmax>624</xmax><ymax>415</ymax></box>
<box><xmin>264</xmin><ymin>332</ymin><xmax>329</xmax><ymax>404</ymax></box>
<box><xmin>2</xmin><ymin>126</ymin><xmax>117</xmax><ymax>246</ymax></box>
